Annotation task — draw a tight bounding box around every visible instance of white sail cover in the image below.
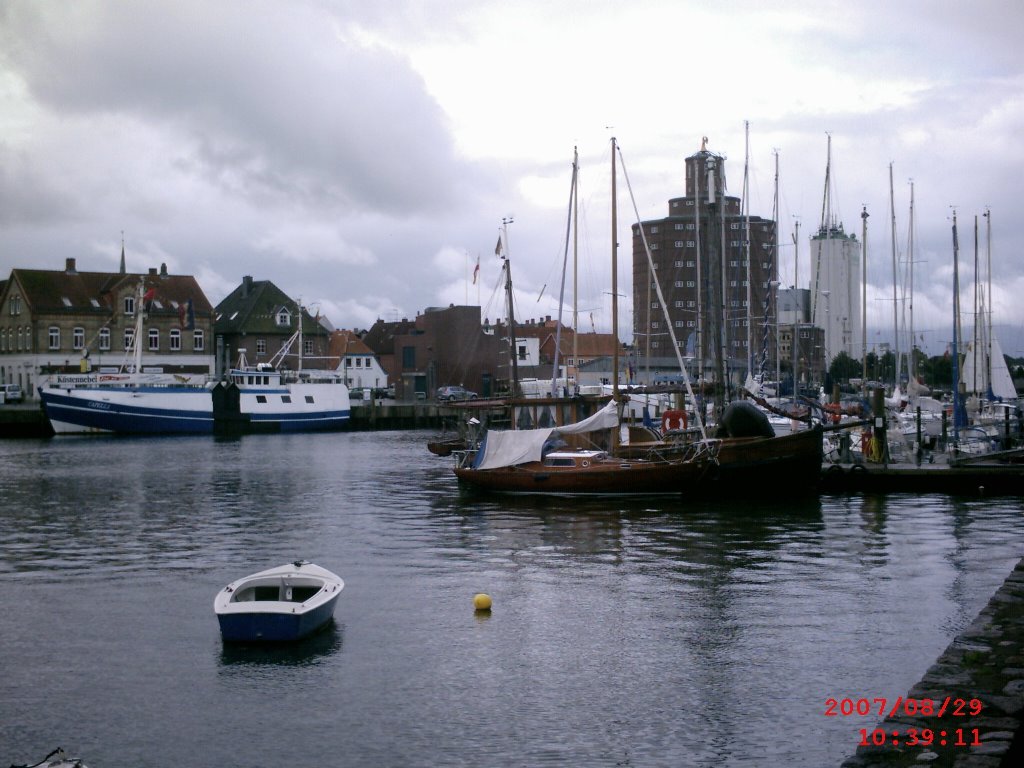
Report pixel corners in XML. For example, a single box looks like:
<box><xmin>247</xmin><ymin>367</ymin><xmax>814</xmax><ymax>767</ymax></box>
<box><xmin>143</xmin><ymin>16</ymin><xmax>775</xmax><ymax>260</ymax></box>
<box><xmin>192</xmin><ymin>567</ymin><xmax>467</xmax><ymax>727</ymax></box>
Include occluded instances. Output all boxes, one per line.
<box><xmin>473</xmin><ymin>400</ymin><xmax>620</xmax><ymax>470</ymax></box>
<box><xmin>962</xmin><ymin>337</ymin><xmax>1017</xmax><ymax>400</ymax></box>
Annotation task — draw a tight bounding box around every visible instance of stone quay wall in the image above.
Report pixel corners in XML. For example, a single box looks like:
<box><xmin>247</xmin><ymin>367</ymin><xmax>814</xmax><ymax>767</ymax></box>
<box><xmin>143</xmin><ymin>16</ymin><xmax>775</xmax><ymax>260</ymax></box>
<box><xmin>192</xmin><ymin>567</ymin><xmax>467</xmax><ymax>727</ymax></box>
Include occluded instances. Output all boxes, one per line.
<box><xmin>842</xmin><ymin>557</ymin><xmax>1024</xmax><ymax>767</ymax></box>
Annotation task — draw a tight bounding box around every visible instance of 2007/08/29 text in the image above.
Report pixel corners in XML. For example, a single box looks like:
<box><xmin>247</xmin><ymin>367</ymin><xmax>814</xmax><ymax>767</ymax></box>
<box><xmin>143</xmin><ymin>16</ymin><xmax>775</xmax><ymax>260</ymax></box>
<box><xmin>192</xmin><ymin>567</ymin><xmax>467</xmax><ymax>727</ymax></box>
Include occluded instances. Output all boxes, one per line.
<box><xmin>824</xmin><ymin>695</ymin><xmax>983</xmax><ymax>719</ymax></box>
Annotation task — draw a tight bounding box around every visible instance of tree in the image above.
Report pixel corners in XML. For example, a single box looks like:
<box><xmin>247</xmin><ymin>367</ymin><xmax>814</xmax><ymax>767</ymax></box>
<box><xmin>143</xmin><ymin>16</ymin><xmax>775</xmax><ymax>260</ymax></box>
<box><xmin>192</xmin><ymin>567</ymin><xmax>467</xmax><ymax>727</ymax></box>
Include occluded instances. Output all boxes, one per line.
<box><xmin>828</xmin><ymin>351</ymin><xmax>861</xmax><ymax>385</ymax></box>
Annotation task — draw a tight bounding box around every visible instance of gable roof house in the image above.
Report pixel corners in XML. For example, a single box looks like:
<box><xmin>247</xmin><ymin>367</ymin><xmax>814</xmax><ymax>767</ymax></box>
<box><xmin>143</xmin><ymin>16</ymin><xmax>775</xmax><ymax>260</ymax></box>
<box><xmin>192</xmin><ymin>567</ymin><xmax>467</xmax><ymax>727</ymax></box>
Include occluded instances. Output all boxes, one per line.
<box><xmin>0</xmin><ymin>258</ymin><xmax>214</xmax><ymax>399</ymax></box>
<box><xmin>214</xmin><ymin>275</ymin><xmax>332</xmax><ymax>377</ymax></box>
<box><xmin>326</xmin><ymin>329</ymin><xmax>388</xmax><ymax>390</ymax></box>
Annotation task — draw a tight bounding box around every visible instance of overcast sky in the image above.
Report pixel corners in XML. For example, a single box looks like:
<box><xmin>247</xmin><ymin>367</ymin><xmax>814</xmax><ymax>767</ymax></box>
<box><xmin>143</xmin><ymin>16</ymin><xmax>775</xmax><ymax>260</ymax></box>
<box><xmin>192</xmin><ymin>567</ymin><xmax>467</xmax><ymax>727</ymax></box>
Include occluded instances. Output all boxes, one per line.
<box><xmin>2</xmin><ymin>0</ymin><xmax>1021</xmax><ymax>356</ymax></box>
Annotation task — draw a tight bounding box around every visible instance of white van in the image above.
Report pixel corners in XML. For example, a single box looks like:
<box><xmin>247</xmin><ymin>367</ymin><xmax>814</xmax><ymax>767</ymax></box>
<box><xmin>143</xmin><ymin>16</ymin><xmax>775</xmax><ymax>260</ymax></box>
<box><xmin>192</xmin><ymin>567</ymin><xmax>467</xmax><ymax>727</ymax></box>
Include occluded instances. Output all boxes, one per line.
<box><xmin>0</xmin><ymin>384</ymin><xmax>24</xmax><ymax>403</ymax></box>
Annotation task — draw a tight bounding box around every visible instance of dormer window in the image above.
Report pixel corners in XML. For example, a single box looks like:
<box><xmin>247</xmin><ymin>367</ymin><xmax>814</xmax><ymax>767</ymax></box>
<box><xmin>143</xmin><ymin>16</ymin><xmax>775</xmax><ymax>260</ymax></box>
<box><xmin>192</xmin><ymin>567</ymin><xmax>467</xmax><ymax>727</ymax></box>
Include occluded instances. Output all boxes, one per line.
<box><xmin>62</xmin><ymin>297</ymin><xmax>72</xmax><ymax>307</ymax></box>
<box><xmin>90</xmin><ymin>298</ymin><xmax>101</xmax><ymax>308</ymax></box>
<box><xmin>276</xmin><ymin>308</ymin><xmax>291</xmax><ymax>327</ymax></box>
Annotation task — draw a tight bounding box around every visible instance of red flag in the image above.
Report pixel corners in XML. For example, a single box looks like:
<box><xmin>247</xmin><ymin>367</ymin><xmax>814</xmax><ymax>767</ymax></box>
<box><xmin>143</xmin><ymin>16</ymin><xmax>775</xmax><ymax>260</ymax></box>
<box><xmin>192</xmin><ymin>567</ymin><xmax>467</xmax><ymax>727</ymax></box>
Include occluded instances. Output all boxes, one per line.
<box><xmin>143</xmin><ymin>288</ymin><xmax>156</xmax><ymax>302</ymax></box>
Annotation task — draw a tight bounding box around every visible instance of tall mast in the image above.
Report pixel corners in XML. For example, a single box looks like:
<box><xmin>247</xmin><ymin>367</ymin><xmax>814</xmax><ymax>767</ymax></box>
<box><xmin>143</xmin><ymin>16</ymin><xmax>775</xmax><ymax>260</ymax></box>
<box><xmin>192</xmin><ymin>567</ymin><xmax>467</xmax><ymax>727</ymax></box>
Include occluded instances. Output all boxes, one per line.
<box><xmin>861</xmin><ymin>206</ymin><xmax>869</xmax><ymax>395</ymax></box>
<box><xmin>908</xmin><ymin>182</ymin><xmax>915</xmax><ymax>381</ymax></box>
<box><xmin>573</xmin><ymin>148</ymin><xmax>579</xmax><ymax>394</ymax></box>
<box><xmin>889</xmin><ymin>162</ymin><xmax>899</xmax><ymax>389</ymax></box>
<box><xmin>695</xmin><ymin>141</ymin><xmax>704</xmax><ymax>390</ymax></box>
<box><xmin>743</xmin><ymin>120</ymin><xmax>753</xmax><ymax>377</ymax></box>
<box><xmin>772</xmin><ymin>148</ymin><xmax>780</xmax><ymax>396</ymax></box>
<box><xmin>984</xmin><ymin>208</ymin><xmax>993</xmax><ymax>395</ymax></box>
<box><xmin>951</xmin><ymin>212</ymin><xmax>964</xmax><ymax>440</ymax></box>
<box><xmin>792</xmin><ymin>219</ymin><xmax>800</xmax><ymax>403</ymax></box>
<box><xmin>500</xmin><ymin>218</ymin><xmax>519</xmax><ymax>397</ymax></box>
<box><xmin>973</xmin><ymin>215</ymin><xmax>980</xmax><ymax>395</ymax></box>
<box><xmin>611</xmin><ymin>137</ymin><xmax>619</xmax><ymax>397</ymax></box>
<box><xmin>551</xmin><ymin>148</ymin><xmax>577</xmax><ymax>397</ymax></box>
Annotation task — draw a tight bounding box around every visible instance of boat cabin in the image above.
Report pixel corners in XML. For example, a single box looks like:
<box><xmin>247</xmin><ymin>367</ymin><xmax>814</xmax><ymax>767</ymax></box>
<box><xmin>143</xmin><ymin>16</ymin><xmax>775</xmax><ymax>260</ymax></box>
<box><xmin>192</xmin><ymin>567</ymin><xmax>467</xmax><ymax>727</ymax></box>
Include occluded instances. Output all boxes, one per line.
<box><xmin>541</xmin><ymin>450</ymin><xmax>608</xmax><ymax>468</ymax></box>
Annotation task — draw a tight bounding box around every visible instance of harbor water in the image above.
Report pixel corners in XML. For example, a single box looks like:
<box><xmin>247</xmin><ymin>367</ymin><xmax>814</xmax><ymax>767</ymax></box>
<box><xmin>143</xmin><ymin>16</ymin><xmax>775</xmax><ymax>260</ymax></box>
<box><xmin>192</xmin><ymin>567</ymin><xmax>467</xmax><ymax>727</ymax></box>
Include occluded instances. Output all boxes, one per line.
<box><xmin>1</xmin><ymin>431</ymin><xmax>1023</xmax><ymax>766</ymax></box>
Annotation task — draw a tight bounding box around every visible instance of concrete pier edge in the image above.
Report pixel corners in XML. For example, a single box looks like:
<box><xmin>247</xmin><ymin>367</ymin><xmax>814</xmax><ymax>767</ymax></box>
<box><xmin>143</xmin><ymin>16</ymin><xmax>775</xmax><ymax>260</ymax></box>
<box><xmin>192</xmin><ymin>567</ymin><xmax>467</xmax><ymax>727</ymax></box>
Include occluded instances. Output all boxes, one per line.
<box><xmin>841</xmin><ymin>556</ymin><xmax>1024</xmax><ymax>767</ymax></box>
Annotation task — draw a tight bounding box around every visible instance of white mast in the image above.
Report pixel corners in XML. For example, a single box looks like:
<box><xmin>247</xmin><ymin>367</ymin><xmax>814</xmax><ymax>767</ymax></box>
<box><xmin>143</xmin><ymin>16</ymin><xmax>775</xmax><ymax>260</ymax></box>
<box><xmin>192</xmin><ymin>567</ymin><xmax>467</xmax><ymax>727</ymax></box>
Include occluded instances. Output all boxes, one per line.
<box><xmin>743</xmin><ymin>120</ymin><xmax>753</xmax><ymax>377</ymax></box>
<box><xmin>889</xmin><ymin>162</ymin><xmax>899</xmax><ymax>389</ymax></box>
<box><xmin>908</xmin><ymin>181</ymin><xmax>915</xmax><ymax>381</ymax></box>
<box><xmin>861</xmin><ymin>205</ymin><xmax>869</xmax><ymax>395</ymax></box>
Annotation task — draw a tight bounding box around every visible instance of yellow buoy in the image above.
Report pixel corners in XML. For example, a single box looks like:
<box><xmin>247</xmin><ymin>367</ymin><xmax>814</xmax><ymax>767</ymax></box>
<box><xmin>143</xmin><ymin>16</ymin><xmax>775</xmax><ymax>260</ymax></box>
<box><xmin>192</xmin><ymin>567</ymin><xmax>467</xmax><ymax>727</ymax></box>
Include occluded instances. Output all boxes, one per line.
<box><xmin>473</xmin><ymin>593</ymin><xmax>492</xmax><ymax>611</ymax></box>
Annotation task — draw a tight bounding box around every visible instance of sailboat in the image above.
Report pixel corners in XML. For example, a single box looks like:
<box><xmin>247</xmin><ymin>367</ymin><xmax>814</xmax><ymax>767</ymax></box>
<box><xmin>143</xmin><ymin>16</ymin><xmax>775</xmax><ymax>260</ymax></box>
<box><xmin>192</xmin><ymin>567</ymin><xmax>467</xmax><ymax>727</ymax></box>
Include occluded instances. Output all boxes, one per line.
<box><xmin>453</xmin><ymin>139</ymin><xmax>719</xmax><ymax>495</ymax></box>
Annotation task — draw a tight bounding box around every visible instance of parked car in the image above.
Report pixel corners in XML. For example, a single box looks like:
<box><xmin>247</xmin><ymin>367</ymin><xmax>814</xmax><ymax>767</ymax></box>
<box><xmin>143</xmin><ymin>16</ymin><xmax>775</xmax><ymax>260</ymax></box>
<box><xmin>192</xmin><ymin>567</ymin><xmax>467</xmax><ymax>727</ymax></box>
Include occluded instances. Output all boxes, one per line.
<box><xmin>1</xmin><ymin>384</ymin><xmax>23</xmax><ymax>404</ymax></box>
<box><xmin>436</xmin><ymin>385</ymin><xmax>478</xmax><ymax>402</ymax></box>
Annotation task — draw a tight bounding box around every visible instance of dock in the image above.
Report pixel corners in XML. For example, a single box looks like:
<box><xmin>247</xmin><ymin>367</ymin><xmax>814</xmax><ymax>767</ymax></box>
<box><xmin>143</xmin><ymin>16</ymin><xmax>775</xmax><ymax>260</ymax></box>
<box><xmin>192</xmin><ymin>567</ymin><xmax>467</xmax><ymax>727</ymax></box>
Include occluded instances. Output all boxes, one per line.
<box><xmin>0</xmin><ymin>400</ymin><xmax>451</xmax><ymax>437</ymax></box>
<box><xmin>820</xmin><ymin>459</ymin><xmax>1024</xmax><ymax>496</ymax></box>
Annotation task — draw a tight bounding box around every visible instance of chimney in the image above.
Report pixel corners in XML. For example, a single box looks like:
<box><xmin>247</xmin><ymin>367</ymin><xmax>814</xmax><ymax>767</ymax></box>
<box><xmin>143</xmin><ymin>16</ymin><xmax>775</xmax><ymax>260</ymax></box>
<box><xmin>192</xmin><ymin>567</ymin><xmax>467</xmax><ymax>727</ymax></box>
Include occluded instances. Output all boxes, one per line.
<box><xmin>65</xmin><ymin>258</ymin><xmax>77</xmax><ymax>273</ymax></box>
<box><xmin>242</xmin><ymin>275</ymin><xmax>253</xmax><ymax>297</ymax></box>
<box><xmin>148</xmin><ymin>267</ymin><xmax>157</xmax><ymax>275</ymax></box>
<box><xmin>160</xmin><ymin>263</ymin><xmax>168</xmax><ymax>277</ymax></box>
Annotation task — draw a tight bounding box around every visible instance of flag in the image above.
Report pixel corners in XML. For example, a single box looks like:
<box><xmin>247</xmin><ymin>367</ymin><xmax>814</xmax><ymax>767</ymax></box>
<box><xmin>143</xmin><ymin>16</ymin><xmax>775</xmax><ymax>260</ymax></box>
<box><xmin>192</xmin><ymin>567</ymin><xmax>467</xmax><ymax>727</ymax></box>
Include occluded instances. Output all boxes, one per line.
<box><xmin>143</xmin><ymin>287</ymin><xmax>156</xmax><ymax>313</ymax></box>
<box><xmin>179</xmin><ymin>298</ymin><xmax>195</xmax><ymax>330</ymax></box>
<box><xmin>495</xmin><ymin>236</ymin><xmax>503</xmax><ymax>256</ymax></box>
<box><xmin>472</xmin><ymin>258</ymin><xmax>480</xmax><ymax>284</ymax></box>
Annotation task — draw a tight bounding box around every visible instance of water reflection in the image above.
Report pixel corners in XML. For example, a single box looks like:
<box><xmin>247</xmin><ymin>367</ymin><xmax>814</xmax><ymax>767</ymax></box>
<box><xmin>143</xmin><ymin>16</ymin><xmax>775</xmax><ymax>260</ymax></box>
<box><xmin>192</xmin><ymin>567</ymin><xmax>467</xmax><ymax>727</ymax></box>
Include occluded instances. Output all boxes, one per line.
<box><xmin>2</xmin><ymin>434</ymin><xmax>1024</xmax><ymax>767</ymax></box>
<box><xmin>218</xmin><ymin>623</ymin><xmax>343</xmax><ymax>668</ymax></box>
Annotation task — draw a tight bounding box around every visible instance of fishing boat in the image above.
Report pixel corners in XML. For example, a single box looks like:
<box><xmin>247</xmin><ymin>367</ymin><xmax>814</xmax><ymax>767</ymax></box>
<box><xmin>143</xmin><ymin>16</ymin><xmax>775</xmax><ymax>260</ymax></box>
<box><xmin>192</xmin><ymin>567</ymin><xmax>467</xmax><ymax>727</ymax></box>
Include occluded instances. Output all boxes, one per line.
<box><xmin>38</xmin><ymin>281</ymin><xmax>350</xmax><ymax>435</ymax></box>
<box><xmin>214</xmin><ymin>560</ymin><xmax>344</xmax><ymax>642</ymax></box>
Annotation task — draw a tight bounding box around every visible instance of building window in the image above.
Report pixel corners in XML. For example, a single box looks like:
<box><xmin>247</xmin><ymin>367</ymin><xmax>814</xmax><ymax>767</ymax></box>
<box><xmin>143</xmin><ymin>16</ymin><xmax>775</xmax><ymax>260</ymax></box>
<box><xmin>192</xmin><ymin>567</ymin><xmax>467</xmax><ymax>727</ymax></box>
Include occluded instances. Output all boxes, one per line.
<box><xmin>402</xmin><ymin>345</ymin><xmax>415</xmax><ymax>368</ymax></box>
<box><xmin>276</xmin><ymin>309</ymin><xmax>290</xmax><ymax>326</ymax></box>
<box><xmin>256</xmin><ymin>339</ymin><xmax>266</xmax><ymax>355</ymax></box>
<box><xmin>149</xmin><ymin>328</ymin><xmax>160</xmax><ymax>351</ymax></box>
<box><xmin>686</xmin><ymin>281</ymin><xmax>695</xmax><ymax>288</ymax></box>
<box><xmin>170</xmin><ymin>329</ymin><xmax>181</xmax><ymax>351</ymax></box>
<box><xmin>304</xmin><ymin>339</ymin><xmax>313</xmax><ymax>356</ymax></box>
<box><xmin>73</xmin><ymin>327</ymin><xmax>85</xmax><ymax>350</ymax></box>
<box><xmin>686</xmin><ymin>241</ymin><xmax>695</xmax><ymax>248</ymax></box>
<box><xmin>651</xmin><ymin>321</ymin><xmax>660</xmax><ymax>329</ymax></box>
<box><xmin>651</xmin><ymin>302</ymin><xmax>659</xmax><ymax>309</ymax></box>
<box><xmin>674</xmin><ymin>280</ymin><xmax>684</xmax><ymax>288</ymax></box>
<box><xmin>193</xmin><ymin>329</ymin><xmax>205</xmax><ymax>352</ymax></box>
<box><xmin>124</xmin><ymin>296</ymin><xmax>135</xmax><ymax>315</ymax></box>
<box><xmin>674</xmin><ymin>241</ymin><xmax>685</xmax><ymax>248</ymax></box>
<box><xmin>355</xmin><ymin>358</ymin><xmax>362</xmax><ymax>368</ymax></box>
<box><xmin>674</xmin><ymin>300</ymin><xmax>685</xmax><ymax>308</ymax></box>
<box><xmin>9</xmin><ymin>295</ymin><xmax>21</xmax><ymax>315</ymax></box>
<box><xmin>124</xmin><ymin>328</ymin><xmax>135</xmax><ymax>350</ymax></box>
<box><xmin>99</xmin><ymin>328</ymin><xmax>111</xmax><ymax>350</ymax></box>
<box><xmin>674</xmin><ymin>320</ymin><xmax>684</xmax><ymax>328</ymax></box>
<box><xmin>48</xmin><ymin>326</ymin><xmax>60</xmax><ymax>350</ymax></box>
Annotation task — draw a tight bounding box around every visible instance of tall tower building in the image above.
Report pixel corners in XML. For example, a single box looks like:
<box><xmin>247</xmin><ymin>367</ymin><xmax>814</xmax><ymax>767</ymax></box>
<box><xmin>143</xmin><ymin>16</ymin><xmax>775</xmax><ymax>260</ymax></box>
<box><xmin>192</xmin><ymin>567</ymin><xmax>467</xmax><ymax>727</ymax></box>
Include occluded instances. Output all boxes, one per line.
<box><xmin>808</xmin><ymin>223</ymin><xmax>862</xmax><ymax>365</ymax></box>
<box><xmin>631</xmin><ymin>140</ymin><xmax>777</xmax><ymax>386</ymax></box>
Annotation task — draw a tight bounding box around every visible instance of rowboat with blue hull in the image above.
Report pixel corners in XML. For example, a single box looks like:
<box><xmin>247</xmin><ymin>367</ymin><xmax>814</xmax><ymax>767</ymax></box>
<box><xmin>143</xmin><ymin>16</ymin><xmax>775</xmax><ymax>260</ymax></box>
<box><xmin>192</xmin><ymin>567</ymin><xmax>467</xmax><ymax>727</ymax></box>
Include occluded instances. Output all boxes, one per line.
<box><xmin>214</xmin><ymin>561</ymin><xmax>344</xmax><ymax>643</ymax></box>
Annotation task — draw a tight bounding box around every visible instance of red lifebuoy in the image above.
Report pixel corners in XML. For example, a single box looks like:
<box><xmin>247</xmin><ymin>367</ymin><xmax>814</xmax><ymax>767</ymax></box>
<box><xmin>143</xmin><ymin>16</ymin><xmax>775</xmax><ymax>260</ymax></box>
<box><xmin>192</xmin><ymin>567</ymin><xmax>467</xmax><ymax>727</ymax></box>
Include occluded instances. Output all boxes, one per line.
<box><xmin>824</xmin><ymin>403</ymin><xmax>842</xmax><ymax>424</ymax></box>
<box><xmin>661</xmin><ymin>409</ymin><xmax>687</xmax><ymax>432</ymax></box>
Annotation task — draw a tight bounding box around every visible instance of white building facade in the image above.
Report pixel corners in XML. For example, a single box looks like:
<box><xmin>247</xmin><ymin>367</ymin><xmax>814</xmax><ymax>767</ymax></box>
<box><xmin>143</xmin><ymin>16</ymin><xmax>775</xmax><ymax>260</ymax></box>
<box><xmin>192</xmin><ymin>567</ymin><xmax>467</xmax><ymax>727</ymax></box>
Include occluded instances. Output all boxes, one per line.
<box><xmin>808</xmin><ymin>224</ymin><xmax>862</xmax><ymax>364</ymax></box>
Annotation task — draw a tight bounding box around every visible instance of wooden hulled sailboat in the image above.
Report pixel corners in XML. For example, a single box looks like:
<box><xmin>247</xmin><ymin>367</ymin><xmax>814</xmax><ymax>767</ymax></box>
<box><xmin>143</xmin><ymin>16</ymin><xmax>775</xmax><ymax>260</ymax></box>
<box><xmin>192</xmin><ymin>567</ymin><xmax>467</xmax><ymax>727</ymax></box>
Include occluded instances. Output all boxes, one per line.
<box><xmin>453</xmin><ymin>139</ymin><xmax>719</xmax><ymax>495</ymax></box>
